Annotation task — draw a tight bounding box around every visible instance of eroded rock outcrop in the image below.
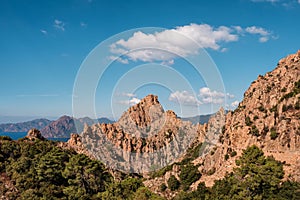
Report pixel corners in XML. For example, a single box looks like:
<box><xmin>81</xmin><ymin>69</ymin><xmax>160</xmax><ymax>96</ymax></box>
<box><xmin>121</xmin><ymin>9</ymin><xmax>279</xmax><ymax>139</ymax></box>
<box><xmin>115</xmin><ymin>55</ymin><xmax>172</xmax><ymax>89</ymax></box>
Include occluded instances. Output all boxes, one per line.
<box><xmin>195</xmin><ymin>50</ymin><xmax>300</xmax><ymax>187</ymax></box>
<box><xmin>78</xmin><ymin>94</ymin><xmax>200</xmax><ymax>173</ymax></box>
<box><xmin>26</xmin><ymin>128</ymin><xmax>45</xmax><ymax>141</ymax></box>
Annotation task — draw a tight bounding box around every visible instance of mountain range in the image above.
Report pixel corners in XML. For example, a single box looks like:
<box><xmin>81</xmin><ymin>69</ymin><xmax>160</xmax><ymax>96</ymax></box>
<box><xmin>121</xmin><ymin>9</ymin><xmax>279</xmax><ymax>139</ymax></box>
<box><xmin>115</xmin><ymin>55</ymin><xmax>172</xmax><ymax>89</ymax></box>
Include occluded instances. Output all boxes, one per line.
<box><xmin>0</xmin><ymin>50</ymin><xmax>299</xmax><ymax>199</ymax></box>
<box><xmin>65</xmin><ymin>50</ymin><xmax>300</xmax><ymax>198</ymax></box>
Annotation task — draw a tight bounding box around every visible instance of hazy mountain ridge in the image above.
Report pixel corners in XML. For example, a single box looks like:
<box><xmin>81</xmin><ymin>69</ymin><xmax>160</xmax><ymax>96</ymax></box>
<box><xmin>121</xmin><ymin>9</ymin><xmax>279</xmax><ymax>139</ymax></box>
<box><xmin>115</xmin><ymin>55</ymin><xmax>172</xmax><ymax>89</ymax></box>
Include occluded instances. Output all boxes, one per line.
<box><xmin>41</xmin><ymin>116</ymin><xmax>114</xmax><ymax>138</ymax></box>
<box><xmin>0</xmin><ymin>118</ymin><xmax>52</xmax><ymax>132</ymax></box>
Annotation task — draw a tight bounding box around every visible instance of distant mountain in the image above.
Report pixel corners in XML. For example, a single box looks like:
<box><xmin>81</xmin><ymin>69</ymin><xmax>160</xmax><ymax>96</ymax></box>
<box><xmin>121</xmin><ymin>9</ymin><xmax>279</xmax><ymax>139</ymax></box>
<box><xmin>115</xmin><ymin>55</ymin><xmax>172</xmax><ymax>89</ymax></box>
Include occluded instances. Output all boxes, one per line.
<box><xmin>181</xmin><ymin>114</ymin><xmax>212</xmax><ymax>125</ymax></box>
<box><xmin>0</xmin><ymin>118</ymin><xmax>52</xmax><ymax>132</ymax></box>
<box><xmin>41</xmin><ymin>116</ymin><xmax>114</xmax><ymax>138</ymax></box>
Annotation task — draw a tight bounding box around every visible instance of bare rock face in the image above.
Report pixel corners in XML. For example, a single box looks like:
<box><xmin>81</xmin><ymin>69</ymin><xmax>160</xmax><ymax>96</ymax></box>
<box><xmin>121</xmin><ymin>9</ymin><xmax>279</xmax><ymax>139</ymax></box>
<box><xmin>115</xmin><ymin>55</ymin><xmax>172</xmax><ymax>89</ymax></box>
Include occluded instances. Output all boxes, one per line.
<box><xmin>26</xmin><ymin>128</ymin><xmax>44</xmax><ymax>140</ymax></box>
<box><xmin>77</xmin><ymin>94</ymin><xmax>199</xmax><ymax>173</ymax></box>
<box><xmin>196</xmin><ymin>50</ymin><xmax>300</xmax><ymax>187</ymax></box>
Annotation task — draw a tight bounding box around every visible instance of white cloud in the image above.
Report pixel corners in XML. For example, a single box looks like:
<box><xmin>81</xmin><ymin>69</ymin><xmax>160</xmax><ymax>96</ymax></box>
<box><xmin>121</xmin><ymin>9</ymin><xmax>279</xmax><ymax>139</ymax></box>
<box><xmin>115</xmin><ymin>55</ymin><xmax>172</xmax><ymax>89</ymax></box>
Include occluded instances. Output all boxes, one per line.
<box><xmin>245</xmin><ymin>26</ymin><xmax>272</xmax><ymax>42</ymax></box>
<box><xmin>109</xmin><ymin>56</ymin><xmax>129</xmax><ymax>64</ymax></box>
<box><xmin>298</xmin><ymin>0</ymin><xmax>300</xmax><ymax>4</ymax></box>
<box><xmin>231</xmin><ymin>100</ymin><xmax>240</xmax><ymax>108</ymax></box>
<box><xmin>110</xmin><ymin>23</ymin><xmax>239</xmax><ymax>63</ymax></box>
<box><xmin>118</xmin><ymin>97</ymin><xmax>141</xmax><ymax>105</ymax></box>
<box><xmin>161</xmin><ymin>59</ymin><xmax>174</xmax><ymax>66</ymax></box>
<box><xmin>40</xmin><ymin>29</ymin><xmax>47</xmax><ymax>35</ymax></box>
<box><xmin>110</xmin><ymin>23</ymin><xmax>275</xmax><ymax>64</ymax></box>
<box><xmin>259</xmin><ymin>36</ymin><xmax>269</xmax><ymax>43</ymax></box>
<box><xmin>169</xmin><ymin>88</ymin><xmax>235</xmax><ymax>106</ymax></box>
<box><xmin>53</xmin><ymin>19</ymin><xmax>65</xmax><ymax>31</ymax></box>
<box><xmin>245</xmin><ymin>26</ymin><xmax>269</xmax><ymax>36</ymax></box>
<box><xmin>198</xmin><ymin>87</ymin><xmax>234</xmax><ymax>104</ymax></box>
<box><xmin>169</xmin><ymin>91</ymin><xmax>202</xmax><ymax>106</ymax></box>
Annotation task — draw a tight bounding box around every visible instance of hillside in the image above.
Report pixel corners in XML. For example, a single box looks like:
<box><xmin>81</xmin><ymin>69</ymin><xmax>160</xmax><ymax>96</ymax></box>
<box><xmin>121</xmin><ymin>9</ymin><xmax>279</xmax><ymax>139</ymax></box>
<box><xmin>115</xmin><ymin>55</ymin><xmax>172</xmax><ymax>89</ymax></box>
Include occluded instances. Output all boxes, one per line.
<box><xmin>41</xmin><ymin>116</ymin><xmax>114</xmax><ymax>138</ymax></box>
<box><xmin>0</xmin><ymin>119</ymin><xmax>52</xmax><ymax>132</ymax></box>
<box><xmin>194</xmin><ymin>50</ymin><xmax>300</xmax><ymax>187</ymax></box>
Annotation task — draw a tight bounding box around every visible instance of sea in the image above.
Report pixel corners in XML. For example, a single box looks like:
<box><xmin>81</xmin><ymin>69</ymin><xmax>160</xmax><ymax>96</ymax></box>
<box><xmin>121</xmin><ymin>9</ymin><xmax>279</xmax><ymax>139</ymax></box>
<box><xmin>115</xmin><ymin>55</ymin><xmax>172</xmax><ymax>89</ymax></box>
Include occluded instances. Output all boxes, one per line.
<box><xmin>0</xmin><ymin>132</ymin><xmax>69</xmax><ymax>142</ymax></box>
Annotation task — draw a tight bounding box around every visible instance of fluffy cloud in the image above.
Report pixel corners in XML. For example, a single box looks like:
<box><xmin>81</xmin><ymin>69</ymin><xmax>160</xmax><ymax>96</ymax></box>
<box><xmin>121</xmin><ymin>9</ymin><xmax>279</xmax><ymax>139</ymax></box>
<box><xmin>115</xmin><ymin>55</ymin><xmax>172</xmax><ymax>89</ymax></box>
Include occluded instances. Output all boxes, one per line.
<box><xmin>231</xmin><ymin>100</ymin><xmax>240</xmax><ymax>108</ymax></box>
<box><xmin>118</xmin><ymin>97</ymin><xmax>140</xmax><ymax>105</ymax></box>
<box><xmin>169</xmin><ymin>91</ymin><xmax>202</xmax><ymax>106</ymax></box>
<box><xmin>169</xmin><ymin>87</ymin><xmax>235</xmax><ymax>106</ymax></box>
<box><xmin>109</xmin><ymin>56</ymin><xmax>129</xmax><ymax>64</ymax></box>
<box><xmin>110</xmin><ymin>23</ymin><xmax>239</xmax><ymax>63</ymax></box>
<box><xmin>245</xmin><ymin>26</ymin><xmax>272</xmax><ymax>43</ymax></box>
<box><xmin>110</xmin><ymin>23</ymin><xmax>275</xmax><ymax>63</ymax></box>
<box><xmin>53</xmin><ymin>19</ymin><xmax>65</xmax><ymax>31</ymax></box>
<box><xmin>198</xmin><ymin>87</ymin><xmax>234</xmax><ymax>104</ymax></box>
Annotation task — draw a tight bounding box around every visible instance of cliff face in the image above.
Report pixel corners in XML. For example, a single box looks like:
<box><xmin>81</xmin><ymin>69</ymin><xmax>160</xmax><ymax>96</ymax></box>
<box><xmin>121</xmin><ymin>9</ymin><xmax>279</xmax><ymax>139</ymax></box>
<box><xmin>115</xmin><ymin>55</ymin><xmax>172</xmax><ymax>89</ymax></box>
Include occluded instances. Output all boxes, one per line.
<box><xmin>79</xmin><ymin>94</ymin><xmax>200</xmax><ymax>173</ymax></box>
<box><xmin>195</xmin><ymin>50</ymin><xmax>300</xmax><ymax>187</ymax></box>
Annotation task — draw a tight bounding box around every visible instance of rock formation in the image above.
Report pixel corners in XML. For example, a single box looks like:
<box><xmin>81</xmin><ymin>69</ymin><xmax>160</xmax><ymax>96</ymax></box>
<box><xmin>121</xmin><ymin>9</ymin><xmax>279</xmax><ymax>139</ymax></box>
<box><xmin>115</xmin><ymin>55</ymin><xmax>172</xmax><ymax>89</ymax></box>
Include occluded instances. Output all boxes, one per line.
<box><xmin>26</xmin><ymin>128</ymin><xmax>45</xmax><ymax>141</ymax></box>
<box><xmin>194</xmin><ymin>50</ymin><xmax>300</xmax><ymax>187</ymax></box>
<box><xmin>78</xmin><ymin>94</ymin><xmax>200</xmax><ymax>173</ymax></box>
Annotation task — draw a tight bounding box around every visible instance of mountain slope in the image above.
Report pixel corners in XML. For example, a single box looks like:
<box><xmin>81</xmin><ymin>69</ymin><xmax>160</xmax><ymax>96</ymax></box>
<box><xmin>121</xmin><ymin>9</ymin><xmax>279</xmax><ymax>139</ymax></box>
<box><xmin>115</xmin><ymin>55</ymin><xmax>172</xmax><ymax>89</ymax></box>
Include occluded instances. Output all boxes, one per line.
<box><xmin>0</xmin><ymin>118</ymin><xmax>52</xmax><ymax>132</ymax></box>
<box><xmin>78</xmin><ymin>94</ymin><xmax>200</xmax><ymax>173</ymax></box>
<box><xmin>195</xmin><ymin>50</ymin><xmax>300</xmax><ymax>187</ymax></box>
<box><xmin>41</xmin><ymin>116</ymin><xmax>114</xmax><ymax>138</ymax></box>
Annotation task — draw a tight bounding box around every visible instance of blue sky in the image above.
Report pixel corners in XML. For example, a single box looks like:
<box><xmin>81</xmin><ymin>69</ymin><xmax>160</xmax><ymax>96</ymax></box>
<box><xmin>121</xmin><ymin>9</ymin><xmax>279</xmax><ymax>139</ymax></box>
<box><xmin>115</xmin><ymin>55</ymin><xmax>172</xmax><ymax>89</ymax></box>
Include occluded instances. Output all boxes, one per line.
<box><xmin>1</xmin><ymin>0</ymin><xmax>300</xmax><ymax>122</ymax></box>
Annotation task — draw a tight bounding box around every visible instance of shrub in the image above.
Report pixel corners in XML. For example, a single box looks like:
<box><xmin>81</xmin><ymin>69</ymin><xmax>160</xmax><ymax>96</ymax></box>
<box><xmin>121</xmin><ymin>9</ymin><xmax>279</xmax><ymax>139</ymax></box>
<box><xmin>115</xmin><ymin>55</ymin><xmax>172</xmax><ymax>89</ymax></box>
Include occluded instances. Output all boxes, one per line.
<box><xmin>230</xmin><ymin>151</ymin><xmax>237</xmax><ymax>157</ymax></box>
<box><xmin>250</xmin><ymin>125</ymin><xmax>260</xmax><ymax>136</ymax></box>
<box><xmin>207</xmin><ymin>167</ymin><xmax>216</xmax><ymax>176</ymax></box>
<box><xmin>224</xmin><ymin>154</ymin><xmax>229</xmax><ymax>160</ymax></box>
<box><xmin>282</xmin><ymin>105</ymin><xmax>288</xmax><ymax>112</ymax></box>
<box><xmin>167</xmin><ymin>175</ymin><xmax>180</xmax><ymax>191</ymax></box>
<box><xmin>179</xmin><ymin>164</ymin><xmax>201</xmax><ymax>191</ymax></box>
<box><xmin>270</xmin><ymin>128</ymin><xmax>279</xmax><ymax>140</ymax></box>
<box><xmin>245</xmin><ymin>116</ymin><xmax>252</xmax><ymax>126</ymax></box>
<box><xmin>258</xmin><ymin>105</ymin><xmax>266</xmax><ymax>112</ymax></box>
<box><xmin>160</xmin><ymin>183</ymin><xmax>167</xmax><ymax>192</ymax></box>
<box><xmin>295</xmin><ymin>100</ymin><xmax>300</xmax><ymax>110</ymax></box>
<box><xmin>253</xmin><ymin>115</ymin><xmax>259</xmax><ymax>121</ymax></box>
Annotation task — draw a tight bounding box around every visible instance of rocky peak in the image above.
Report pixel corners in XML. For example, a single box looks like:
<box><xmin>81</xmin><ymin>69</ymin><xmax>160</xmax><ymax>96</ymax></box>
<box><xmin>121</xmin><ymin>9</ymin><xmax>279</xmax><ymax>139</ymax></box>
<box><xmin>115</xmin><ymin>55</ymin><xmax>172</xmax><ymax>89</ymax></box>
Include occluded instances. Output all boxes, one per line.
<box><xmin>76</xmin><ymin>94</ymin><xmax>199</xmax><ymax>173</ymax></box>
<box><xmin>26</xmin><ymin>128</ymin><xmax>44</xmax><ymax>140</ymax></box>
<box><xmin>119</xmin><ymin>94</ymin><xmax>164</xmax><ymax>128</ymax></box>
<box><xmin>196</xmin><ymin>50</ymin><xmax>300</xmax><ymax>186</ymax></box>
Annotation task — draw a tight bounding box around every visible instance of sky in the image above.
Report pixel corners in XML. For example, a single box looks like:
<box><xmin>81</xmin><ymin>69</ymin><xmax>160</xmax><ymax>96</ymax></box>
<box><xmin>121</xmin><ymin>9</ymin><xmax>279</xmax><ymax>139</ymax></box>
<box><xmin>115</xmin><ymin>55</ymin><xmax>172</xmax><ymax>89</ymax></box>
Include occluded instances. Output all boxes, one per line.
<box><xmin>1</xmin><ymin>0</ymin><xmax>300</xmax><ymax>123</ymax></box>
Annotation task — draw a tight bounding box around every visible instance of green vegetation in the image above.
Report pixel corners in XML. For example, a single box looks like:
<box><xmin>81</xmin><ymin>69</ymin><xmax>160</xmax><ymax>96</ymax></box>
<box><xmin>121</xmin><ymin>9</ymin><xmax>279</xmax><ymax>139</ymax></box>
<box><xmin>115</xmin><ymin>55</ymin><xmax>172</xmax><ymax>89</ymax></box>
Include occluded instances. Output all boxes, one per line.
<box><xmin>270</xmin><ymin>127</ymin><xmax>279</xmax><ymax>140</ymax></box>
<box><xmin>250</xmin><ymin>125</ymin><xmax>260</xmax><ymax>136</ymax></box>
<box><xmin>179</xmin><ymin>164</ymin><xmax>201</xmax><ymax>191</ymax></box>
<box><xmin>258</xmin><ymin>105</ymin><xmax>266</xmax><ymax>112</ymax></box>
<box><xmin>230</xmin><ymin>151</ymin><xmax>237</xmax><ymax>157</ymax></box>
<box><xmin>167</xmin><ymin>175</ymin><xmax>180</xmax><ymax>191</ymax></box>
<box><xmin>281</xmin><ymin>87</ymin><xmax>287</xmax><ymax>92</ymax></box>
<box><xmin>1</xmin><ymin>137</ymin><xmax>299</xmax><ymax>199</ymax></box>
<box><xmin>173</xmin><ymin>145</ymin><xmax>300</xmax><ymax>199</ymax></box>
<box><xmin>160</xmin><ymin>183</ymin><xmax>167</xmax><ymax>192</ymax></box>
<box><xmin>245</xmin><ymin>116</ymin><xmax>252</xmax><ymax>126</ymax></box>
<box><xmin>224</xmin><ymin>154</ymin><xmax>229</xmax><ymax>160</ymax></box>
<box><xmin>0</xmin><ymin>137</ymin><xmax>159</xmax><ymax>199</ymax></box>
<box><xmin>280</xmin><ymin>79</ymin><xmax>300</xmax><ymax>102</ymax></box>
<box><xmin>150</xmin><ymin>143</ymin><xmax>202</xmax><ymax>178</ymax></box>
